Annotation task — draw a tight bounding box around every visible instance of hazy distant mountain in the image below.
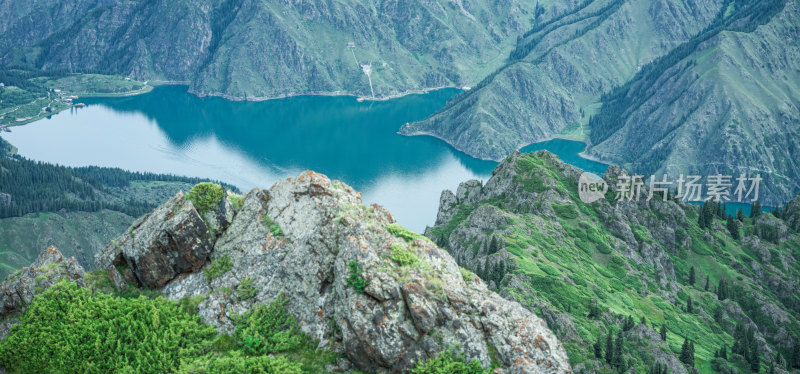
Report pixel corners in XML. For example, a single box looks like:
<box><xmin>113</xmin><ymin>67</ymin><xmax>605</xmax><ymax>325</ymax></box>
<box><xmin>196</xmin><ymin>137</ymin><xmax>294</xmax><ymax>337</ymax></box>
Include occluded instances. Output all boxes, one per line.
<box><xmin>0</xmin><ymin>0</ymin><xmax>547</xmax><ymax>99</ymax></box>
<box><xmin>401</xmin><ymin>0</ymin><xmax>799</xmax><ymax>205</ymax></box>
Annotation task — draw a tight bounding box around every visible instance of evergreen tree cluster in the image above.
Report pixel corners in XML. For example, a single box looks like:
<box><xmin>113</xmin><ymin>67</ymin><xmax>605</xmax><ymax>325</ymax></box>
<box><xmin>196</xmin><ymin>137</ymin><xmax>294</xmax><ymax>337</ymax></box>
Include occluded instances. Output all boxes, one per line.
<box><xmin>732</xmin><ymin>323</ymin><xmax>761</xmax><ymax>372</ymax></box>
<box><xmin>0</xmin><ymin>153</ymin><xmax>237</xmax><ymax>218</ymax></box>
<box><xmin>474</xmin><ymin>259</ymin><xmax>508</xmax><ymax>285</ymax></box>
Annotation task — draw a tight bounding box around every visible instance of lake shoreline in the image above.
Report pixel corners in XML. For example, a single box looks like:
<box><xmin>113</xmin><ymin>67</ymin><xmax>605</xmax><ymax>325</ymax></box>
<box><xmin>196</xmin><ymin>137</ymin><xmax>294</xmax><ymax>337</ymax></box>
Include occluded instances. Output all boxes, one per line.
<box><xmin>189</xmin><ymin>85</ymin><xmax>461</xmax><ymax>102</ymax></box>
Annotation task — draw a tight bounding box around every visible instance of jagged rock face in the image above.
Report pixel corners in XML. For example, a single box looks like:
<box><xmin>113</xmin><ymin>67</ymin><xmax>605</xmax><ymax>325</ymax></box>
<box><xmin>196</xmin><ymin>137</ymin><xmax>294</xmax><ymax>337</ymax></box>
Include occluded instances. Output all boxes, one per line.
<box><xmin>0</xmin><ymin>246</ymin><xmax>85</xmax><ymax>321</ymax></box>
<box><xmin>146</xmin><ymin>171</ymin><xmax>571</xmax><ymax>373</ymax></box>
<box><xmin>96</xmin><ymin>192</ymin><xmax>214</xmax><ymax>288</ymax></box>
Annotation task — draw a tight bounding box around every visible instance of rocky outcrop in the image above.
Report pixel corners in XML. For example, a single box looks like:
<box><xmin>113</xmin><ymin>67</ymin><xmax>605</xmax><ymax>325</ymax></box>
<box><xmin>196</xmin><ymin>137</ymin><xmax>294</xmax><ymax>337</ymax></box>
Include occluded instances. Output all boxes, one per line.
<box><xmin>0</xmin><ymin>246</ymin><xmax>85</xmax><ymax>326</ymax></box>
<box><xmin>95</xmin><ymin>192</ymin><xmax>214</xmax><ymax>288</ymax></box>
<box><xmin>88</xmin><ymin>171</ymin><xmax>571</xmax><ymax>373</ymax></box>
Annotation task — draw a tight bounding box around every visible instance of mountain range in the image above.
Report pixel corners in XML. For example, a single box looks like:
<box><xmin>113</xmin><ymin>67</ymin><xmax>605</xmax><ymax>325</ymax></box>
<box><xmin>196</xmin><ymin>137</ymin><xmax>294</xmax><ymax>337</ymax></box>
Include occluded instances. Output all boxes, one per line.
<box><xmin>2</xmin><ymin>0</ymin><xmax>798</xmax><ymax>203</ymax></box>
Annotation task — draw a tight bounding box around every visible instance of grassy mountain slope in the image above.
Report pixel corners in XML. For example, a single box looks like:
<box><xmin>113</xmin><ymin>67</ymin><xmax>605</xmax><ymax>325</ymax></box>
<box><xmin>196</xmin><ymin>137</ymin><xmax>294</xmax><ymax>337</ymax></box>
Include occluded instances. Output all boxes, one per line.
<box><xmin>401</xmin><ymin>0</ymin><xmax>725</xmax><ymax>160</ymax></box>
<box><xmin>586</xmin><ymin>0</ymin><xmax>799</xmax><ymax>206</ymax></box>
<box><xmin>0</xmin><ymin>0</ymin><xmax>546</xmax><ymax>100</ymax></box>
<box><xmin>0</xmin><ymin>210</ymin><xmax>132</xmax><ymax>279</ymax></box>
<box><xmin>426</xmin><ymin>151</ymin><xmax>800</xmax><ymax>373</ymax></box>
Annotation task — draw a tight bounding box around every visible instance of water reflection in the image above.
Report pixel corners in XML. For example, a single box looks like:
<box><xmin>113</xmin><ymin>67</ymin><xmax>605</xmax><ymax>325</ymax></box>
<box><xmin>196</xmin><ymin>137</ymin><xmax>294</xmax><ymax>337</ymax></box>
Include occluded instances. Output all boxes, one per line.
<box><xmin>5</xmin><ymin>86</ymin><xmax>496</xmax><ymax>231</ymax></box>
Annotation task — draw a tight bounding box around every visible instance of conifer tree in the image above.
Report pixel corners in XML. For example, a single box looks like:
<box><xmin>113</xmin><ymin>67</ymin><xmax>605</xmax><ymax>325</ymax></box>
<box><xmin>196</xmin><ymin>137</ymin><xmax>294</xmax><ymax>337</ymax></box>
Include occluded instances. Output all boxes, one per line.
<box><xmin>751</xmin><ymin>200</ymin><xmax>762</xmax><ymax>218</ymax></box>
<box><xmin>687</xmin><ymin>298</ymin><xmax>693</xmax><ymax>313</ymax></box>
<box><xmin>736</xmin><ymin>208</ymin><xmax>745</xmax><ymax>222</ymax></box>
<box><xmin>680</xmin><ymin>338</ymin><xmax>695</xmax><ymax>367</ymax></box>
<box><xmin>660</xmin><ymin>324</ymin><xmax>667</xmax><ymax>341</ymax></box>
<box><xmin>717</xmin><ymin>280</ymin><xmax>729</xmax><ymax>300</ymax></box>
<box><xmin>704</xmin><ymin>275</ymin><xmax>710</xmax><ymax>291</ymax></box>
<box><xmin>594</xmin><ymin>339</ymin><xmax>603</xmax><ymax>358</ymax></box>
<box><xmin>727</xmin><ymin>215</ymin><xmax>740</xmax><ymax>239</ymax></box>
<box><xmin>612</xmin><ymin>329</ymin><xmax>624</xmax><ymax>369</ymax></box>
<box><xmin>488</xmin><ymin>235</ymin><xmax>499</xmax><ymax>255</ymax></box>
<box><xmin>689</xmin><ymin>266</ymin><xmax>696</xmax><ymax>285</ymax></box>
<box><xmin>750</xmin><ymin>342</ymin><xmax>760</xmax><ymax>372</ymax></box>
<box><xmin>605</xmin><ymin>330</ymin><xmax>614</xmax><ymax>365</ymax></box>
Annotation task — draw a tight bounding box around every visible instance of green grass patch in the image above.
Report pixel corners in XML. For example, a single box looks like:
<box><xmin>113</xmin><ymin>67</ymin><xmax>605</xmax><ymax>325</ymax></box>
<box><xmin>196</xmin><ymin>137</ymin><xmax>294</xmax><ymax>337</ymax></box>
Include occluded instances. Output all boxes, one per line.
<box><xmin>346</xmin><ymin>260</ymin><xmax>368</xmax><ymax>294</ymax></box>
<box><xmin>205</xmin><ymin>254</ymin><xmax>233</xmax><ymax>281</ymax></box>
<box><xmin>390</xmin><ymin>244</ymin><xmax>419</xmax><ymax>266</ymax></box>
<box><xmin>262</xmin><ymin>216</ymin><xmax>284</xmax><ymax>237</ymax></box>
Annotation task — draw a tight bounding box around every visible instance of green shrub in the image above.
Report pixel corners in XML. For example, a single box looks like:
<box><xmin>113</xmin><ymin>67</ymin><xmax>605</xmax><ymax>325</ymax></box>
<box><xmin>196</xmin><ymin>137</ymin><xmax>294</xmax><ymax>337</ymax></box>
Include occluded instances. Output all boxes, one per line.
<box><xmin>539</xmin><ymin>263</ymin><xmax>560</xmax><ymax>276</ymax></box>
<box><xmin>205</xmin><ymin>254</ymin><xmax>233</xmax><ymax>281</ymax></box>
<box><xmin>553</xmin><ymin>204</ymin><xmax>579</xmax><ymax>219</ymax></box>
<box><xmin>229</xmin><ymin>193</ymin><xmax>245</xmax><ymax>211</ymax></box>
<box><xmin>0</xmin><ymin>282</ymin><xmax>217</xmax><ymax>373</ymax></box>
<box><xmin>234</xmin><ymin>295</ymin><xmax>304</xmax><ymax>356</ymax></box>
<box><xmin>412</xmin><ymin>349</ymin><xmax>485</xmax><ymax>374</ymax></box>
<box><xmin>237</xmin><ymin>278</ymin><xmax>257</xmax><ymax>301</ymax></box>
<box><xmin>346</xmin><ymin>260</ymin><xmax>368</xmax><ymax>294</ymax></box>
<box><xmin>186</xmin><ymin>182</ymin><xmax>226</xmax><ymax>216</ymax></box>
<box><xmin>387</xmin><ymin>223</ymin><xmax>421</xmax><ymax>242</ymax></box>
<box><xmin>460</xmin><ymin>267</ymin><xmax>476</xmax><ymax>283</ymax></box>
<box><xmin>263</xmin><ymin>216</ymin><xmax>284</xmax><ymax>237</ymax></box>
<box><xmin>178</xmin><ymin>351</ymin><xmax>302</xmax><ymax>374</ymax></box>
<box><xmin>391</xmin><ymin>244</ymin><xmax>419</xmax><ymax>265</ymax></box>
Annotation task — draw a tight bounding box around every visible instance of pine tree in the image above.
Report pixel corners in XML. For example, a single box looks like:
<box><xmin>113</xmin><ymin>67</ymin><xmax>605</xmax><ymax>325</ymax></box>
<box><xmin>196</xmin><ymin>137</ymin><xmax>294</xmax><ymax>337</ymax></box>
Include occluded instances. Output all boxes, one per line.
<box><xmin>488</xmin><ymin>235</ymin><xmax>499</xmax><ymax>255</ymax></box>
<box><xmin>699</xmin><ymin>203</ymin><xmax>710</xmax><ymax>228</ymax></box>
<box><xmin>689</xmin><ymin>266</ymin><xmax>696</xmax><ymax>285</ymax></box>
<box><xmin>751</xmin><ymin>200</ymin><xmax>762</xmax><ymax>218</ymax></box>
<box><xmin>623</xmin><ymin>316</ymin><xmax>635</xmax><ymax>331</ymax></box>
<box><xmin>680</xmin><ymin>338</ymin><xmax>695</xmax><ymax>367</ymax></box>
<box><xmin>717</xmin><ymin>279</ymin><xmax>729</xmax><ymax>300</ymax></box>
<box><xmin>749</xmin><ymin>342</ymin><xmax>760</xmax><ymax>372</ymax></box>
<box><xmin>594</xmin><ymin>338</ymin><xmax>603</xmax><ymax>358</ymax></box>
<box><xmin>687</xmin><ymin>298</ymin><xmax>693</xmax><ymax>313</ymax></box>
<box><xmin>720</xmin><ymin>344</ymin><xmax>727</xmax><ymax>360</ymax></box>
<box><xmin>736</xmin><ymin>208</ymin><xmax>745</xmax><ymax>222</ymax></box>
<box><xmin>727</xmin><ymin>215</ymin><xmax>740</xmax><ymax>239</ymax></box>
<box><xmin>605</xmin><ymin>330</ymin><xmax>615</xmax><ymax>365</ymax></box>
<box><xmin>612</xmin><ymin>329</ymin><xmax>624</xmax><ymax>368</ymax></box>
<box><xmin>660</xmin><ymin>324</ymin><xmax>667</xmax><ymax>341</ymax></box>
<box><xmin>704</xmin><ymin>275</ymin><xmax>710</xmax><ymax>291</ymax></box>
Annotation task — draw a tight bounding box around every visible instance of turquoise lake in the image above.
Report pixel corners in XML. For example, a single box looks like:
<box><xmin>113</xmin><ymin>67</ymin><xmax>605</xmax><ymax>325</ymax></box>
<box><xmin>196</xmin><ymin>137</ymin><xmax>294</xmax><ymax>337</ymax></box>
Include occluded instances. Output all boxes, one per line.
<box><xmin>4</xmin><ymin>86</ymin><xmax>606</xmax><ymax>232</ymax></box>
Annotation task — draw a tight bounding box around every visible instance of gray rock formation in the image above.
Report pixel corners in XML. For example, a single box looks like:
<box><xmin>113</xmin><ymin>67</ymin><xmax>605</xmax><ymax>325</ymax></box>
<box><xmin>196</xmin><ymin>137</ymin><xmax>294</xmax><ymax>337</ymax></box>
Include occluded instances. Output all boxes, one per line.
<box><xmin>0</xmin><ymin>246</ymin><xmax>86</xmax><ymax>332</ymax></box>
<box><xmin>96</xmin><ymin>192</ymin><xmax>214</xmax><ymax>288</ymax></box>
<box><xmin>89</xmin><ymin>171</ymin><xmax>572</xmax><ymax>373</ymax></box>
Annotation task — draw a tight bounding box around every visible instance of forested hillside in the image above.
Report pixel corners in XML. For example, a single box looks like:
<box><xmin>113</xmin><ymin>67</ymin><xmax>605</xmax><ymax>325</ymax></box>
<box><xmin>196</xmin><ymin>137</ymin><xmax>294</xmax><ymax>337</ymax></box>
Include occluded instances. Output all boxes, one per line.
<box><xmin>428</xmin><ymin>151</ymin><xmax>800</xmax><ymax>373</ymax></box>
<box><xmin>0</xmin><ymin>137</ymin><xmax>240</xmax><ymax>279</ymax></box>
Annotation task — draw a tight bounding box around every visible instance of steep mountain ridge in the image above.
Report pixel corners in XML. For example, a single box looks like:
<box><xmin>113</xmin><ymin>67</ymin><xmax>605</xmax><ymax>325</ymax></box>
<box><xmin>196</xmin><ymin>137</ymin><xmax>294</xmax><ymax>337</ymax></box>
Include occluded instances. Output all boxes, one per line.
<box><xmin>586</xmin><ymin>0</ymin><xmax>800</xmax><ymax>206</ymax></box>
<box><xmin>427</xmin><ymin>150</ymin><xmax>800</xmax><ymax>373</ymax></box>
<box><xmin>400</xmin><ymin>0</ymin><xmax>725</xmax><ymax>160</ymax></box>
<box><xmin>1</xmin><ymin>172</ymin><xmax>572</xmax><ymax>373</ymax></box>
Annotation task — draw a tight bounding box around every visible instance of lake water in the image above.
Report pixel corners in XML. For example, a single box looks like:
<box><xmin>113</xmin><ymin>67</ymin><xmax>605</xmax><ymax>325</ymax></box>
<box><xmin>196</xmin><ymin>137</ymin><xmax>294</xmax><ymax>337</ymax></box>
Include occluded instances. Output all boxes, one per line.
<box><xmin>4</xmin><ymin>86</ymin><xmax>606</xmax><ymax>232</ymax></box>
